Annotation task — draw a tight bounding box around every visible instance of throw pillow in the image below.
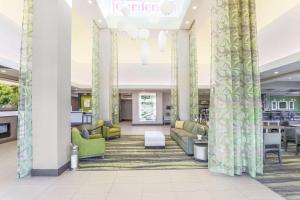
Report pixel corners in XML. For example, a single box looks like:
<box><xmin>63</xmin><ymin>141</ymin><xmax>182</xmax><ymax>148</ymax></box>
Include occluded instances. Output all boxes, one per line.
<box><xmin>104</xmin><ymin>121</ymin><xmax>113</xmax><ymax>128</ymax></box>
<box><xmin>175</xmin><ymin>121</ymin><xmax>184</xmax><ymax>129</ymax></box>
<box><xmin>81</xmin><ymin>128</ymin><xmax>90</xmax><ymax>139</ymax></box>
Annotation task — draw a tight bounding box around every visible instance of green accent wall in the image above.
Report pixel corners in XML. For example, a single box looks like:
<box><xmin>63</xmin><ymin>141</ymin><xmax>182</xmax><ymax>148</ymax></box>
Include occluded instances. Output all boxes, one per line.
<box><xmin>271</xmin><ymin>96</ymin><xmax>300</xmax><ymax>111</ymax></box>
<box><xmin>80</xmin><ymin>95</ymin><xmax>92</xmax><ymax>112</ymax></box>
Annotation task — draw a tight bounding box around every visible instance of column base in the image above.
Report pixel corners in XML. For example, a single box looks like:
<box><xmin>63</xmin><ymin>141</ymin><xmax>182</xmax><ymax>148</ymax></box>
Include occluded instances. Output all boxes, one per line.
<box><xmin>31</xmin><ymin>161</ymin><xmax>70</xmax><ymax>176</ymax></box>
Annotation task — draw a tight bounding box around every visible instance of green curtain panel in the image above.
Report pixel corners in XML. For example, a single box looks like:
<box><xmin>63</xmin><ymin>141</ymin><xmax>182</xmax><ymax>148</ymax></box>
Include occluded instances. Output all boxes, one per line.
<box><xmin>171</xmin><ymin>32</ymin><xmax>178</xmax><ymax>127</ymax></box>
<box><xmin>208</xmin><ymin>0</ymin><xmax>263</xmax><ymax>177</ymax></box>
<box><xmin>189</xmin><ymin>24</ymin><xmax>199</xmax><ymax>122</ymax></box>
<box><xmin>111</xmin><ymin>31</ymin><xmax>119</xmax><ymax>124</ymax></box>
<box><xmin>92</xmin><ymin>22</ymin><xmax>101</xmax><ymax>125</ymax></box>
<box><xmin>17</xmin><ymin>0</ymin><xmax>33</xmax><ymax>178</ymax></box>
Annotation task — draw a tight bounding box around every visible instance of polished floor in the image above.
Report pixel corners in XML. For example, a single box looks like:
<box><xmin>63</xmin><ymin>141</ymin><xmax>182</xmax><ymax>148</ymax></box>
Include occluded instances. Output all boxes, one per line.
<box><xmin>0</xmin><ymin>140</ymin><xmax>285</xmax><ymax>200</ymax></box>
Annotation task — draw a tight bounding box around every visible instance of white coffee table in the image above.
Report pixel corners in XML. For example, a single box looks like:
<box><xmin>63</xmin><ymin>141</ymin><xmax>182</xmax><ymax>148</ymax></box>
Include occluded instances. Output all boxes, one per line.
<box><xmin>144</xmin><ymin>131</ymin><xmax>165</xmax><ymax>148</ymax></box>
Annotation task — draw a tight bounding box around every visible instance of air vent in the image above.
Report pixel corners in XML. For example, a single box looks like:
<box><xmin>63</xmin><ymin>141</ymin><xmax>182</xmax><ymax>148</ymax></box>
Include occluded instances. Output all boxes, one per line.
<box><xmin>264</xmin><ymin>89</ymin><xmax>275</xmax><ymax>91</ymax></box>
<box><xmin>287</xmin><ymin>89</ymin><xmax>300</xmax><ymax>92</ymax></box>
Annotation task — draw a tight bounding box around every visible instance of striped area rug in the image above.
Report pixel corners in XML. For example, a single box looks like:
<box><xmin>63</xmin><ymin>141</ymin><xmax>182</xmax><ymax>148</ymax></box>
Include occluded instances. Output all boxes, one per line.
<box><xmin>257</xmin><ymin>144</ymin><xmax>300</xmax><ymax>200</ymax></box>
<box><xmin>79</xmin><ymin>135</ymin><xmax>208</xmax><ymax>171</ymax></box>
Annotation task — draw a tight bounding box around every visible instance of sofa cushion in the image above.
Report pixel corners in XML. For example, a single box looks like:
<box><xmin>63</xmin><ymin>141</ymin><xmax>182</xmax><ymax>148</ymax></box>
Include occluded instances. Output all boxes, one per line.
<box><xmin>178</xmin><ymin>131</ymin><xmax>196</xmax><ymax>139</ymax></box>
<box><xmin>172</xmin><ymin>129</ymin><xmax>194</xmax><ymax>139</ymax></box>
<box><xmin>181</xmin><ymin>134</ymin><xmax>197</xmax><ymax>144</ymax></box>
<box><xmin>175</xmin><ymin>120</ymin><xmax>184</xmax><ymax>129</ymax></box>
<box><xmin>171</xmin><ymin>128</ymin><xmax>186</xmax><ymax>134</ymax></box>
<box><xmin>183</xmin><ymin>121</ymin><xmax>195</xmax><ymax>132</ymax></box>
<box><xmin>81</xmin><ymin>128</ymin><xmax>90</xmax><ymax>139</ymax></box>
<box><xmin>104</xmin><ymin>121</ymin><xmax>113</xmax><ymax>128</ymax></box>
<box><xmin>109</xmin><ymin>127</ymin><xmax>120</xmax><ymax>133</ymax></box>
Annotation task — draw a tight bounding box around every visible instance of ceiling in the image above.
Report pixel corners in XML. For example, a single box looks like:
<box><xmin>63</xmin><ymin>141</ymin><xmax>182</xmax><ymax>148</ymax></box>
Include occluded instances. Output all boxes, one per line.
<box><xmin>1</xmin><ymin>0</ymin><xmax>300</xmax><ymax>92</ymax></box>
<box><xmin>96</xmin><ymin>0</ymin><xmax>191</xmax><ymax>29</ymax></box>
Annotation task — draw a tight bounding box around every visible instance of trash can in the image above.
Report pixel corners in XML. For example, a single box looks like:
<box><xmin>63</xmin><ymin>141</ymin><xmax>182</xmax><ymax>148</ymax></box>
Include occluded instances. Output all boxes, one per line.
<box><xmin>71</xmin><ymin>145</ymin><xmax>79</xmax><ymax>171</ymax></box>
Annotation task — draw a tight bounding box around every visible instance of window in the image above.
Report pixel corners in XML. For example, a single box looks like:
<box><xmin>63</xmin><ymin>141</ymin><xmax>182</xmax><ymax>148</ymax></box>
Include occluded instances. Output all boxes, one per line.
<box><xmin>271</xmin><ymin>101</ymin><xmax>277</xmax><ymax>110</ymax></box>
<box><xmin>289</xmin><ymin>101</ymin><xmax>295</xmax><ymax>110</ymax></box>
<box><xmin>278</xmin><ymin>101</ymin><xmax>288</xmax><ymax>110</ymax></box>
<box><xmin>139</xmin><ymin>93</ymin><xmax>156</xmax><ymax>121</ymax></box>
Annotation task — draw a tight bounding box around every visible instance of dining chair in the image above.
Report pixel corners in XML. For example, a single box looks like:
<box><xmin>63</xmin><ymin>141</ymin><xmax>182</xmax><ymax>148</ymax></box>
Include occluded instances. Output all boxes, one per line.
<box><xmin>284</xmin><ymin>127</ymin><xmax>300</xmax><ymax>155</ymax></box>
<box><xmin>264</xmin><ymin>131</ymin><xmax>282</xmax><ymax>164</ymax></box>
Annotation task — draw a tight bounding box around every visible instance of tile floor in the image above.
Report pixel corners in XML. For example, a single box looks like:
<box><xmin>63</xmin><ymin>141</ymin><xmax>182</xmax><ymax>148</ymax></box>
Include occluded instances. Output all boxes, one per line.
<box><xmin>0</xmin><ymin>125</ymin><xmax>285</xmax><ymax>200</ymax></box>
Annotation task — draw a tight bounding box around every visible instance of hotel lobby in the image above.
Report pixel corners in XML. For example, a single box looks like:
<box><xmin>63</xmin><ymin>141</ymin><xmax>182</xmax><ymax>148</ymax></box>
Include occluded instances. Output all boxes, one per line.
<box><xmin>0</xmin><ymin>0</ymin><xmax>300</xmax><ymax>199</ymax></box>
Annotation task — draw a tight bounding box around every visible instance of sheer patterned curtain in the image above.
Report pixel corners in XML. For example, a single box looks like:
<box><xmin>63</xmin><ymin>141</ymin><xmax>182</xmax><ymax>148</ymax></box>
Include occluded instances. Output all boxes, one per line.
<box><xmin>17</xmin><ymin>0</ymin><xmax>33</xmax><ymax>178</ymax></box>
<box><xmin>171</xmin><ymin>32</ymin><xmax>178</xmax><ymax>127</ymax></box>
<box><xmin>208</xmin><ymin>0</ymin><xmax>263</xmax><ymax>177</ymax></box>
<box><xmin>189</xmin><ymin>23</ymin><xmax>199</xmax><ymax>122</ymax></box>
<box><xmin>92</xmin><ymin>22</ymin><xmax>101</xmax><ymax>125</ymax></box>
<box><xmin>111</xmin><ymin>31</ymin><xmax>119</xmax><ymax>124</ymax></box>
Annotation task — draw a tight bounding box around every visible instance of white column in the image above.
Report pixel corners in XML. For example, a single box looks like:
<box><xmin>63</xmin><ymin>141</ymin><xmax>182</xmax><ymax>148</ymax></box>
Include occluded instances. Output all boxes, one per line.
<box><xmin>177</xmin><ymin>30</ymin><xmax>190</xmax><ymax>121</ymax></box>
<box><xmin>32</xmin><ymin>0</ymin><xmax>71</xmax><ymax>175</ymax></box>
<box><xmin>99</xmin><ymin>29</ymin><xmax>112</xmax><ymax>121</ymax></box>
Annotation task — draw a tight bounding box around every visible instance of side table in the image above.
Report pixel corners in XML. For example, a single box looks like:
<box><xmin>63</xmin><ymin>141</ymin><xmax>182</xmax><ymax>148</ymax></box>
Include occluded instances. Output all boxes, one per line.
<box><xmin>193</xmin><ymin>139</ymin><xmax>208</xmax><ymax>162</ymax></box>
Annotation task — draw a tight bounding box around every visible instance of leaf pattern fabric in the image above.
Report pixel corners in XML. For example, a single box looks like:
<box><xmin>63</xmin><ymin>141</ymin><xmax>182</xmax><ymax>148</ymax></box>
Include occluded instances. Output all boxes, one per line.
<box><xmin>189</xmin><ymin>25</ymin><xmax>199</xmax><ymax>122</ymax></box>
<box><xmin>111</xmin><ymin>31</ymin><xmax>119</xmax><ymax>124</ymax></box>
<box><xmin>92</xmin><ymin>22</ymin><xmax>101</xmax><ymax>125</ymax></box>
<box><xmin>17</xmin><ymin>0</ymin><xmax>33</xmax><ymax>178</ymax></box>
<box><xmin>171</xmin><ymin>32</ymin><xmax>178</xmax><ymax>127</ymax></box>
<box><xmin>208</xmin><ymin>0</ymin><xmax>263</xmax><ymax>177</ymax></box>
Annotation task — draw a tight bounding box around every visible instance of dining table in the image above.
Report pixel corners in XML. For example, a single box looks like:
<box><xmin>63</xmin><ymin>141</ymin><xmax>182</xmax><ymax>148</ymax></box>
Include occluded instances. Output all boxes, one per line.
<box><xmin>263</xmin><ymin>125</ymin><xmax>286</xmax><ymax>133</ymax></box>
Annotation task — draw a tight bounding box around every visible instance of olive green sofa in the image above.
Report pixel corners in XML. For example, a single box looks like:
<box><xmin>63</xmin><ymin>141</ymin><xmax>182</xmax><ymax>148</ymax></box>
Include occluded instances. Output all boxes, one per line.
<box><xmin>170</xmin><ymin>121</ymin><xmax>207</xmax><ymax>155</ymax></box>
<box><xmin>71</xmin><ymin>128</ymin><xmax>105</xmax><ymax>158</ymax></box>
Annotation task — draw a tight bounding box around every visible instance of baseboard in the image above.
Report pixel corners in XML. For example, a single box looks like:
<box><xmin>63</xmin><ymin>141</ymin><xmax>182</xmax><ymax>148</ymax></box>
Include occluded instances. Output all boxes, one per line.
<box><xmin>31</xmin><ymin>161</ymin><xmax>70</xmax><ymax>177</ymax></box>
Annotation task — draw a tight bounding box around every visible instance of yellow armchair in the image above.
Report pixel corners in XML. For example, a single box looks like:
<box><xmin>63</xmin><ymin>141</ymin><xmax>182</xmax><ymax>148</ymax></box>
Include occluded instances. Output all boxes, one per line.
<box><xmin>98</xmin><ymin>120</ymin><xmax>121</xmax><ymax>139</ymax></box>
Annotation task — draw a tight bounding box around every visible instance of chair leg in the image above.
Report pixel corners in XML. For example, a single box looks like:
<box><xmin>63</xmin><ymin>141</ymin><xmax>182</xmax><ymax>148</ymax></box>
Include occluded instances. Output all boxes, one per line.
<box><xmin>285</xmin><ymin>142</ymin><xmax>288</xmax><ymax>152</ymax></box>
<box><xmin>278</xmin><ymin>151</ymin><xmax>281</xmax><ymax>164</ymax></box>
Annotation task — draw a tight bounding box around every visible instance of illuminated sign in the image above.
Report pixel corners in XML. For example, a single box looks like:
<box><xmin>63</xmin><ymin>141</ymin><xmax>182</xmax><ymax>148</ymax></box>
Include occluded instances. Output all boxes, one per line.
<box><xmin>112</xmin><ymin>0</ymin><xmax>177</xmax><ymax>17</ymax></box>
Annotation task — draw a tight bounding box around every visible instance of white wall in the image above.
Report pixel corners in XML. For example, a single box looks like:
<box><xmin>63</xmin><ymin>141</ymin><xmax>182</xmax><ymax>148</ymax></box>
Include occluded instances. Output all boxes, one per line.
<box><xmin>71</xmin><ymin>10</ymin><xmax>92</xmax><ymax>87</ymax></box>
<box><xmin>119</xmin><ymin>63</ymin><xmax>171</xmax><ymax>88</ymax></box>
<box><xmin>258</xmin><ymin>4</ymin><xmax>300</xmax><ymax>66</ymax></box>
<box><xmin>0</xmin><ymin>0</ymin><xmax>22</xmax><ymax>69</ymax></box>
<box><xmin>0</xmin><ymin>14</ymin><xmax>21</xmax><ymax>69</ymax></box>
<box><xmin>132</xmin><ymin>91</ymin><xmax>163</xmax><ymax>125</ymax></box>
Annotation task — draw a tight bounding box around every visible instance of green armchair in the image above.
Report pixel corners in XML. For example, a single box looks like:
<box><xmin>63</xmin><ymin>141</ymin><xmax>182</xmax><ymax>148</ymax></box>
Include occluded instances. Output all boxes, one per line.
<box><xmin>98</xmin><ymin>120</ymin><xmax>121</xmax><ymax>139</ymax></box>
<box><xmin>71</xmin><ymin>128</ymin><xmax>105</xmax><ymax>158</ymax></box>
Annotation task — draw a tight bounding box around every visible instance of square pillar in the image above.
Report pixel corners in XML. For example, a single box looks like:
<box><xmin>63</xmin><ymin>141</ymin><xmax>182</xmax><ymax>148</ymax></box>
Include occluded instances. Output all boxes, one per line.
<box><xmin>177</xmin><ymin>30</ymin><xmax>190</xmax><ymax>120</ymax></box>
<box><xmin>31</xmin><ymin>0</ymin><xmax>71</xmax><ymax>176</ymax></box>
<box><xmin>99</xmin><ymin>29</ymin><xmax>112</xmax><ymax>121</ymax></box>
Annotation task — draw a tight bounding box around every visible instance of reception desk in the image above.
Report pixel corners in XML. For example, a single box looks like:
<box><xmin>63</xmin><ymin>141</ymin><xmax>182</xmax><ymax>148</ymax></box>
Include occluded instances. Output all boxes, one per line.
<box><xmin>71</xmin><ymin>111</ymin><xmax>92</xmax><ymax>126</ymax></box>
<box><xmin>0</xmin><ymin>111</ymin><xmax>18</xmax><ymax>144</ymax></box>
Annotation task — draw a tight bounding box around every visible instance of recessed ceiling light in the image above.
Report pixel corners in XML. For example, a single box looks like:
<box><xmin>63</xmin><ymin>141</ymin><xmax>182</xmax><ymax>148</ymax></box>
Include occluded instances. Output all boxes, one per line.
<box><xmin>274</xmin><ymin>71</ymin><xmax>279</xmax><ymax>74</ymax></box>
<box><xmin>88</xmin><ymin>0</ymin><xmax>93</xmax><ymax>4</ymax></box>
<box><xmin>0</xmin><ymin>70</ymin><xmax>6</xmax><ymax>73</ymax></box>
<box><xmin>185</xmin><ymin>20</ymin><xmax>190</xmax><ymax>25</ymax></box>
<box><xmin>192</xmin><ymin>6</ymin><xmax>197</xmax><ymax>10</ymax></box>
